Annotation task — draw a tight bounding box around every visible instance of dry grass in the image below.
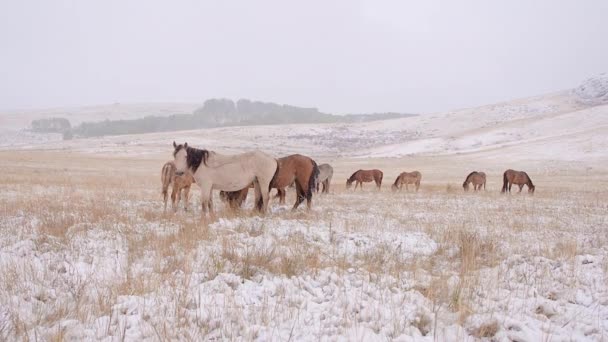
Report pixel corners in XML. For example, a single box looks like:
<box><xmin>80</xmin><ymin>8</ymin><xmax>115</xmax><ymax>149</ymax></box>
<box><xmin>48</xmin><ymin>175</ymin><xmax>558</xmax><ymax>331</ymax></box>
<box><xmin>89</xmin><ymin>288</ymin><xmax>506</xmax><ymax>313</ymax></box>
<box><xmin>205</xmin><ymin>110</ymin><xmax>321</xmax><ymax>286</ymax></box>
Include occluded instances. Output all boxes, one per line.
<box><xmin>0</xmin><ymin>150</ymin><xmax>606</xmax><ymax>340</ymax></box>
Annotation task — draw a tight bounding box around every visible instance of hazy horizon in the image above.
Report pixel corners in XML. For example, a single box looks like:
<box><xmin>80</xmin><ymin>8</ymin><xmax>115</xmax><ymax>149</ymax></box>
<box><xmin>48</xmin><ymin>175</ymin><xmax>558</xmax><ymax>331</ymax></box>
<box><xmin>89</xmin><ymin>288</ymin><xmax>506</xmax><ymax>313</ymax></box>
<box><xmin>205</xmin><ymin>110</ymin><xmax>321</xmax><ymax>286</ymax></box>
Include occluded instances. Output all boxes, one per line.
<box><xmin>1</xmin><ymin>0</ymin><xmax>607</xmax><ymax>114</ymax></box>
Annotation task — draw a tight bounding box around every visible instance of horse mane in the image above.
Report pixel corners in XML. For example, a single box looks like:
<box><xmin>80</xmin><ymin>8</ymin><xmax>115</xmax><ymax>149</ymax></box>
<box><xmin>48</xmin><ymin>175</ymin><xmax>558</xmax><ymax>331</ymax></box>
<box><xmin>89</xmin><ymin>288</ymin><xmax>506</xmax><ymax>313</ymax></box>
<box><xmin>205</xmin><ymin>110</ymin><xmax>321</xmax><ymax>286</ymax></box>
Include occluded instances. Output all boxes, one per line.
<box><xmin>186</xmin><ymin>146</ymin><xmax>209</xmax><ymax>172</ymax></box>
<box><xmin>173</xmin><ymin>144</ymin><xmax>209</xmax><ymax>172</ymax></box>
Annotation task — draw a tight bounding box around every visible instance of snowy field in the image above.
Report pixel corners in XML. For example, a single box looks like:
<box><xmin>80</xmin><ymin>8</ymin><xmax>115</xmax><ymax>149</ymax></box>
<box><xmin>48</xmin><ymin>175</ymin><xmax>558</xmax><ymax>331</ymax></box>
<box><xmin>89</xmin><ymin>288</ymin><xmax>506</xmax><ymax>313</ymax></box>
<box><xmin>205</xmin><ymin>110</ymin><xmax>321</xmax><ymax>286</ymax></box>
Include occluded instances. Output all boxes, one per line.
<box><xmin>1</xmin><ymin>76</ymin><xmax>607</xmax><ymax>340</ymax></box>
<box><xmin>0</xmin><ymin>150</ymin><xmax>607</xmax><ymax>341</ymax></box>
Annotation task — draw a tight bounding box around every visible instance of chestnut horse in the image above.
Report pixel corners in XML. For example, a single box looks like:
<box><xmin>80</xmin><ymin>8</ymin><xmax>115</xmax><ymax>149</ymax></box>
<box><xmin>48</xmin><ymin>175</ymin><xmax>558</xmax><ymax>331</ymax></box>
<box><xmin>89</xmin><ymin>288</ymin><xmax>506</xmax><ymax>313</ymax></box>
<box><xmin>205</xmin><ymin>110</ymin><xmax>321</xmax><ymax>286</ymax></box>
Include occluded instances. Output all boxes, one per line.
<box><xmin>161</xmin><ymin>161</ymin><xmax>195</xmax><ymax>212</ymax></box>
<box><xmin>222</xmin><ymin>154</ymin><xmax>319</xmax><ymax>211</ymax></box>
<box><xmin>220</xmin><ymin>183</ymin><xmax>253</xmax><ymax>209</ymax></box>
<box><xmin>346</xmin><ymin>169</ymin><xmax>383</xmax><ymax>190</ymax></box>
<box><xmin>391</xmin><ymin>171</ymin><xmax>422</xmax><ymax>192</ymax></box>
<box><xmin>462</xmin><ymin>171</ymin><xmax>486</xmax><ymax>191</ymax></box>
<box><xmin>501</xmin><ymin>169</ymin><xmax>535</xmax><ymax>193</ymax></box>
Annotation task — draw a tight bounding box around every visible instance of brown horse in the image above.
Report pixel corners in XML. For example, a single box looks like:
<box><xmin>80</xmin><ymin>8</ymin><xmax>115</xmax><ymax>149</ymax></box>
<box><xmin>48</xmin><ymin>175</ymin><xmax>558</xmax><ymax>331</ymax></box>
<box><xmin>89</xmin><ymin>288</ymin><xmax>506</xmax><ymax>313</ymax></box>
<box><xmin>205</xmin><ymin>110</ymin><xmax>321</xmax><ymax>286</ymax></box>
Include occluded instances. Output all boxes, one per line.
<box><xmin>266</xmin><ymin>154</ymin><xmax>319</xmax><ymax>210</ymax></box>
<box><xmin>462</xmin><ymin>171</ymin><xmax>486</xmax><ymax>191</ymax></box>
<box><xmin>391</xmin><ymin>171</ymin><xmax>422</xmax><ymax>192</ymax></box>
<box><xmin>502</xmin><ymin>169</ymin><xmax>535</xmax><ymax>193</ymax></box>
<box><xmin>223</xmin><ymin>154</ymin><xmax>319</xmax><ymax>211</ymax></box>
<box><xmin>346</xmin><ymin>169</ymin><xmax>383</xmax><ymax>190</ymax></box>
<box><xmin>220</xmin><ymin>183</ymin><xmax>253</xmax><ymax>209</ymax></box>
<box><xmin>161</xmin><ymin>161</ymin><xmax>195</xmax><ymax>212</ymax></box>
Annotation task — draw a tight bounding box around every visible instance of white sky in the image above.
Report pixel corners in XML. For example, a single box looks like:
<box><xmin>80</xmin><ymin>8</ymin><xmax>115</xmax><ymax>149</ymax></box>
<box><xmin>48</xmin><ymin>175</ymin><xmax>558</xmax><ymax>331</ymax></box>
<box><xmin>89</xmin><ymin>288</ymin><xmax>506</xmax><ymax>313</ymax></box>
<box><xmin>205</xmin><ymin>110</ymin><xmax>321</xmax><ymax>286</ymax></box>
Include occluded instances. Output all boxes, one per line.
<box><xmin>1</xmin><ymin>0</ymin><xmax>607</xmax><ymax>114</ymax></box>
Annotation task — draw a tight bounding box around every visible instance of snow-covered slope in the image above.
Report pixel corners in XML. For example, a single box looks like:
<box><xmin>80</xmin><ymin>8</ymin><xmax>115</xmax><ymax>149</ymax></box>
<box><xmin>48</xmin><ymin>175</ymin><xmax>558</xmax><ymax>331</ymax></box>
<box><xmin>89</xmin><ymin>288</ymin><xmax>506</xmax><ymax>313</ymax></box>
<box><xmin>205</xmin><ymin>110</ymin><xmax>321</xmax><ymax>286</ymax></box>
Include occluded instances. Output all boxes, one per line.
<box><xmin>2</xmin><ymin>76</ymin><xmax>607</xmax><ymax>165</ymax></box>
<box><xmin>573</xmin><ymin>73</ymin><xmax>608</xmax><ymax>106</ymax></box>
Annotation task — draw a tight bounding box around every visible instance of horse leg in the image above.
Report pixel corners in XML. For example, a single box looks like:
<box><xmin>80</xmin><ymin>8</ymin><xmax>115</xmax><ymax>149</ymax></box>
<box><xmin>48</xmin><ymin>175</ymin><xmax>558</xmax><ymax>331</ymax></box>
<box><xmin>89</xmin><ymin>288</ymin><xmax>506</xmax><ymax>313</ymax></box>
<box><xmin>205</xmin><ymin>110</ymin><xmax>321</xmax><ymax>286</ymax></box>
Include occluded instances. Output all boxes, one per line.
<box><xmin>171</xmin><ymin>185</ymin><xmax>179</xmax><ymax>212</ymax></box>
<box><xmin>416</xmin><ymin>182</ymin><xmax>420</xmax><ymax>192</ymax></box>
<box><xmin>518</xmin><ymin>184</ymin><xmax>524</xmax><ymax>193</ymax></box>
<box><xmin>208</xmin><ymin>196</ymin><xmax>215</xmax><ymax>220</ymax></box>
<box><xmin>199</xmin><ymin>186</ymin><xmax>212</xmax><ymax>221</ymax></box>
<box><xmin>508</xmin><ymin>183</ymin><xmax>512</xmax><ymax>193</ymax></box>
<box><xmin>279</xmin><ymin>188</ymin><xmax>286</xmax><ymax>205</ymax></box>
<box><xmin>292</xmin><ymin>181</ymin><xmax>306</xmax><ymax>211</ymax></box>
<box><xmin>163</xmin><ymin>189</ymin><xmax>169</xmax><ymax>213</ymax></box>
<box><xmin>183</xmin><ymin>185</ymin><xmax>191</xmax><ymax>212</ymax></box>
<box><xmin>253</xmin><ymin>181</ymin><xmax>263</xmax><ymax>212</ymax></box>
<box><xmin>176</xmin><ymin>187</ymin><xmax>182</xmax><ymax>210</ymax></box>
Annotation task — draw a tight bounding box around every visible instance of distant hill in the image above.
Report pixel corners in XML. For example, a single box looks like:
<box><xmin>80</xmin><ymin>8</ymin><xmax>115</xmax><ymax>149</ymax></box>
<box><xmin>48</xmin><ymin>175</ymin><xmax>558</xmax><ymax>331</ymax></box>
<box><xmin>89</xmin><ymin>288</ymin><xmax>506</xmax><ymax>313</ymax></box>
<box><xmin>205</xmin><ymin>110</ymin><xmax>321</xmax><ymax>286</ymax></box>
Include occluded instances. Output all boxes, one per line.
<box><xmin>66</xmin><ymin>98</ymin><xmax>415</xmax><ymax>138</ymax></box>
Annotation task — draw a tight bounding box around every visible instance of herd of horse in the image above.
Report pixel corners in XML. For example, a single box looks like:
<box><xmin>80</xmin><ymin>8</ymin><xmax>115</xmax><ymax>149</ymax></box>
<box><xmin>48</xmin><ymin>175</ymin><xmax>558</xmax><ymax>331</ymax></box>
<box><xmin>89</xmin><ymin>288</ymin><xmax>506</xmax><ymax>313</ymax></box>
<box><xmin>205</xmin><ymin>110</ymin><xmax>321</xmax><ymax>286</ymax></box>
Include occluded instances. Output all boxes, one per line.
<box><xmin>162</xmin><ymin>142</ymin><xmax>536</xmax><ymax>218</ymax></box>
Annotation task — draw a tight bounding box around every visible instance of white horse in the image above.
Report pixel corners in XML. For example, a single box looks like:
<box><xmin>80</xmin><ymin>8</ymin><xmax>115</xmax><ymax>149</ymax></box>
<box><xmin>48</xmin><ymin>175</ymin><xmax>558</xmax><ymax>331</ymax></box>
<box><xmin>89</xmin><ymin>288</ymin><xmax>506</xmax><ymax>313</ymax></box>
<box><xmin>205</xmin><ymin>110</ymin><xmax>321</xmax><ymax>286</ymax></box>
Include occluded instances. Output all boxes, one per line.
<box><xmin>315</xmin><ymin>163</ymin><xmax>333</xmax><ymax>193</ymax></box>
<box><xmin>172</xmin><ymin>142</ymin><xmax>277</xmax><ymax>219</ymax></box>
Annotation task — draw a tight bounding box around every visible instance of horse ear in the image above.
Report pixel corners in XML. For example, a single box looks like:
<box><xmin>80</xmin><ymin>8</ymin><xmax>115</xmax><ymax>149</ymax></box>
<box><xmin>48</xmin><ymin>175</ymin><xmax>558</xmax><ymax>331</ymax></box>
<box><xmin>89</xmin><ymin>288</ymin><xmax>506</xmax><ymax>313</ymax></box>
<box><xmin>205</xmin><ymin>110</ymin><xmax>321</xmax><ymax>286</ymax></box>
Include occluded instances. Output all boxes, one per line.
<box><xmin>184</xmin><ymin>142</ymin><xmax>188</xmax><ymax>148</ymax></box>
<box><xmin>173</xmin><ymin>141</ymin><xmax>177</xmax><ymax>148</ymax></box>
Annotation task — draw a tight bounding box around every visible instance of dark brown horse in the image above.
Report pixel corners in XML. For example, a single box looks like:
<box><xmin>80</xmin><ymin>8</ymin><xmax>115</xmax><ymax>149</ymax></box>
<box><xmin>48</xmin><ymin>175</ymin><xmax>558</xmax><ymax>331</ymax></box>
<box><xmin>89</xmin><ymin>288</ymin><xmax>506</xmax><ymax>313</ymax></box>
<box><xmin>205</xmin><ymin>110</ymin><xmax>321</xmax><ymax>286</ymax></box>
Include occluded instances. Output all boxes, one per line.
<box><xmin>502</xmin><ymin>169</ymin><xmax>535</xmax><ymax>193</ymax></box>
<box><xmin>223</xmin><ymin>154</ymin><xmax>319</xmax><ymax>211</ymax></box>
<box><xmin>346</xmin><ymin>169</ymin><xmax>383</xmax><ymax>190</ymax></box>
<box><xmin>462</xmin><ymin>171</ymin><xmax>486</xmax><ymax>191</ymax></box>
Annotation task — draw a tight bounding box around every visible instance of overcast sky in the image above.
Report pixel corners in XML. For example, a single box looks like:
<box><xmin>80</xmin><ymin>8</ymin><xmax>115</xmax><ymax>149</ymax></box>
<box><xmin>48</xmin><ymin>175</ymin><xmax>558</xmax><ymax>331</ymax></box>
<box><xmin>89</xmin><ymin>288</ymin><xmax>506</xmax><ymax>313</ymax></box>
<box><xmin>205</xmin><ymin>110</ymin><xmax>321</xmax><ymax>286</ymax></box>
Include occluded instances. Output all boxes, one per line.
<box><xmin>1</xmin><ymin>0</ymin><xmax>607</xmax><ymax>114</ymax></box>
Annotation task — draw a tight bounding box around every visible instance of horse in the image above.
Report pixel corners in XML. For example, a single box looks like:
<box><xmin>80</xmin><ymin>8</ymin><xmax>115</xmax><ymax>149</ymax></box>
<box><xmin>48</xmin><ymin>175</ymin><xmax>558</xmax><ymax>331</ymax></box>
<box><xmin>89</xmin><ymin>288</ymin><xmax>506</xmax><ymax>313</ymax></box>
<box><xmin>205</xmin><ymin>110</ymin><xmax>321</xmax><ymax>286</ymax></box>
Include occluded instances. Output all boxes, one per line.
<box><xmin>462</xmin><ymin>171</ymin><xmax>486</xmax><ymax>191</ymax></box>
<box><xmin>315</xmin><ymin>163</ymin><xmax>333</xmax><ymax>193</ymax></box>
<box><xmin>346</xmin><ymin>169</ymin><xmax>383</xmax><ymax>190</ymax></box>
<box><xmin>267</xmin><ymin>154</ymin><xmax>319</xmax><ymax>210</ymax></box>
<box><xmin>222</xmin><ymin>154</ymin><xmax>319</xmax><ymax>211</ymax></box>
<box><xmin>172</xmin><ymin>142</ymin><xmax>278</xmax><ymax>219</ymax></box>
<box><xmin>391</xmin><ymin>171</ymin><xmax>422</xmax><ymax>192</ymax></box>
<box><xmin>161</xmin><ymin>161</ymin><xmax>195</xmax><ymax>212</ymax></box>
<box><xmin>220</xmin><ymin>183</ymin><xmax>253</xmax><ymax>210</ymax></box>
<box><xmin>501</xmin><ymin>169</ymin><xmax>535</xmax><ymax>193</ymax></box>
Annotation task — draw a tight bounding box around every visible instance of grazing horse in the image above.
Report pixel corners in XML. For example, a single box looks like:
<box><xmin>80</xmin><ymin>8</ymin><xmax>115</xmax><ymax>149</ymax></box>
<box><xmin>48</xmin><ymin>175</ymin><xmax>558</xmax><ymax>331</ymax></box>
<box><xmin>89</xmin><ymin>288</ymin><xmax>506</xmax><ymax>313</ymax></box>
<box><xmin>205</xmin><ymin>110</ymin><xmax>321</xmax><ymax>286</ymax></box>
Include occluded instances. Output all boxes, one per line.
<box><xmin>267</xmin><ymin>154</ymin><xmax>319</xmax><ymax>210</ymax></box>
<box><xmin>315</xmin><ymin>163</ymin><xmax>333</xmax><ymax>193</ymax></box>
<box><xmin>391</xmin><ymin>171</ymin><xmax>422</xmax><ymax>192</ymax></box>
<box><xmin>161</xmin><ymin>161</ymin><xmax>195</xmax><ymax>212</ymax></box>
<box><xmin>221</xmin><ymin>154</ymin><xmax>319</xmax><ymax>211</ymax></box>
<box><xmin>172</xmin><ymin>142</ymin><xmax>277</xmax><ymax>219</ymax></box>
<box><xmin>501</xmin><ymin>169</ymin><xmax>535</xmax><ymax>193</ymax></box>
<box><xmin>220</xmin><ymin>183</ymin><xmax>253</xmax><ymax>209</ymax></box>
<box><xmin>462</xmin><ymin>171</ymin><xmax>486</xmax><ymax>191</ymax></box>
<box><xmin>346</xmin><ymin>169</ymin><xmax>383</xmax><ymax>190</ymax></box>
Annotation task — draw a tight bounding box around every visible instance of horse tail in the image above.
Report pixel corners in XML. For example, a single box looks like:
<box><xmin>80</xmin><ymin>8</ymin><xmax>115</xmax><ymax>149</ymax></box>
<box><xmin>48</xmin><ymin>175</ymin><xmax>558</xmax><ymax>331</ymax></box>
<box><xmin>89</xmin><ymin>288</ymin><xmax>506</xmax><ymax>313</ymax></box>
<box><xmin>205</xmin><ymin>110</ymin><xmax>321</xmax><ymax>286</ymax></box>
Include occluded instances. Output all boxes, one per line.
<box><xmin>501</xmin><ymin>171</ymin><xmax>508</xmax><ymax>193</ymax></box>
<box><xmin>161</xmin><ymin>162</ymin><xmax>175</xmax><ymax>198</ymax></box>
<box><xmin>307</xmin><ymin>160</ymin><xmax>320</xmax><ymax>201</ymax></box>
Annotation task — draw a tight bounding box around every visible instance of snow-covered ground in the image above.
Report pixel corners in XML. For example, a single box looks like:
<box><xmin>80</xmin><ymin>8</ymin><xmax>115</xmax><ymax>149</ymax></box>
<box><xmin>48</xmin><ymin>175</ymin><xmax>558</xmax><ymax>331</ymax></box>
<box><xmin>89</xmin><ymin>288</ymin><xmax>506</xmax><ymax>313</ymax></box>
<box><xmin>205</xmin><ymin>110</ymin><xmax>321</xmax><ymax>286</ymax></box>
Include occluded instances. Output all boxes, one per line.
<box><xmin>0</xmin><ymin>168</ymin><xmax>606</xmax><ymax>340</ymax></box>
<box><xmin>1</xmin><ymin>76</ymin><xmax>607</xmax><ymax>340</ymax></box>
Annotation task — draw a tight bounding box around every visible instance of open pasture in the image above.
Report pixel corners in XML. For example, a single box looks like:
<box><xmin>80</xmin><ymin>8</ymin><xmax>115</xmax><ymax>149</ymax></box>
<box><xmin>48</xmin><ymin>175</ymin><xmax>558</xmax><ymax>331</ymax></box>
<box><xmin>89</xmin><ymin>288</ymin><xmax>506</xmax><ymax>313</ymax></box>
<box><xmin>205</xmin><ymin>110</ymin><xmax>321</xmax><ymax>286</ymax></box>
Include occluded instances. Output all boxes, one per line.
<box><xmin>0</xmin><ymin>150</ymin><xmax>606</xmax><ymax>341</ymax></box>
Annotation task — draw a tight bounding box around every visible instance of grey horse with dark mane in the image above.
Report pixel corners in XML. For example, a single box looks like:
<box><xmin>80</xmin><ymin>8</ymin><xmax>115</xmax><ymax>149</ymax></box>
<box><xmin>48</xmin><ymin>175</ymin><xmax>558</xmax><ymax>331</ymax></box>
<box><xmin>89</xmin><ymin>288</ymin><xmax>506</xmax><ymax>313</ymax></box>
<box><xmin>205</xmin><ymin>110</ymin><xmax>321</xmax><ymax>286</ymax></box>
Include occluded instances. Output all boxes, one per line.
<box><xmin>172</xmin><ymin>142</ymin><xmax>278</xmax><ymax>219</ymax></box>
